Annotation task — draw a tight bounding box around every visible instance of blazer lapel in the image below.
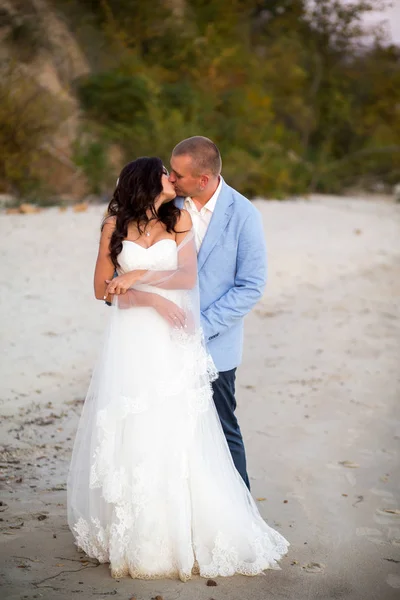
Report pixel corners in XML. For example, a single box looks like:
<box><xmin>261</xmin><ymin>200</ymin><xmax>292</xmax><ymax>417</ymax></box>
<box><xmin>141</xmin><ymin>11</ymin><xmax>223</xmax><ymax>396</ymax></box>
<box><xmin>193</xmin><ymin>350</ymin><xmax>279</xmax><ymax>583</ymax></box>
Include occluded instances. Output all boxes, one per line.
<box><xmin>197</xmin><ymin>180</ymin><xmax>233</xmax><ymax>272</ymax></box>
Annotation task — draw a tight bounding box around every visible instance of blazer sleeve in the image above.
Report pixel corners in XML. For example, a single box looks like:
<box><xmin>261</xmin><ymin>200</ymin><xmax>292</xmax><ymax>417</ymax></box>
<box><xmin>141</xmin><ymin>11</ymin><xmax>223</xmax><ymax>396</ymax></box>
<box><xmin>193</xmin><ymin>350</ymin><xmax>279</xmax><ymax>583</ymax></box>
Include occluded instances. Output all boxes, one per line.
<box><xmin>200</xmin><ymin>207</ymin><xmax>267</xmax><ymax>341</ymax></box>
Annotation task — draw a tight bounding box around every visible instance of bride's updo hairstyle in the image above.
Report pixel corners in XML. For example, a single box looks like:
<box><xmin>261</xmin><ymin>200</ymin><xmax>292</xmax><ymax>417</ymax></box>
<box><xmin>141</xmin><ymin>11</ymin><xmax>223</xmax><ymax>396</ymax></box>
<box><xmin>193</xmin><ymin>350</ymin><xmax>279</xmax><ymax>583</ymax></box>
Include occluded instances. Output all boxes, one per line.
<box><xmin>105</xmin><ymin>157</ymin><xmax>180</xmax><ymax>268</ymax></box>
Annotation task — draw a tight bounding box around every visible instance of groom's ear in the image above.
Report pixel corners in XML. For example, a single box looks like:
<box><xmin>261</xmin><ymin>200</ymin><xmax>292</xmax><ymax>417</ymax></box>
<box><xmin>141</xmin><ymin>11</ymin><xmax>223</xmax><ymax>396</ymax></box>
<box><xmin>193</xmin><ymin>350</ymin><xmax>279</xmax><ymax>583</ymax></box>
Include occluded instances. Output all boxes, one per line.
<box><xmin>199</xmin><ymin>174</ymin><xmax>209</xmax><ymax>190</ymax></box>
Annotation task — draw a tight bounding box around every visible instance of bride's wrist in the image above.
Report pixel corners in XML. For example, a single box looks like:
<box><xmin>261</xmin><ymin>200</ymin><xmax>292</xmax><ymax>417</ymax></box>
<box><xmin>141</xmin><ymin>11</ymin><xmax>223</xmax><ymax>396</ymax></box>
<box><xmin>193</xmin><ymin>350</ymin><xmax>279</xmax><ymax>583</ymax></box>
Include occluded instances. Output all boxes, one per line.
<box><xmin>151</xmin><ymin>295</ymin><xmax>161</xmax><ymax>308</ymax></box>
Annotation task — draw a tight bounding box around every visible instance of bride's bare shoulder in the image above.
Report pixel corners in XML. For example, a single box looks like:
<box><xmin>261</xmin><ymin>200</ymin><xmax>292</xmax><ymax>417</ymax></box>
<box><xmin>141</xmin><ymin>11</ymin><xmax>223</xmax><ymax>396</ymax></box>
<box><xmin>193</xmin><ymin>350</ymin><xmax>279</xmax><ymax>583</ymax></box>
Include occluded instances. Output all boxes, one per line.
<box><xmin>102</xmin><ymin>215</ymin><xmax>116</xmax><ymax>231</ymax></box>
<box><xmin>176</xmin><ymin>209</ymin><xmax>192</xmax><ymax>233</ymax></box>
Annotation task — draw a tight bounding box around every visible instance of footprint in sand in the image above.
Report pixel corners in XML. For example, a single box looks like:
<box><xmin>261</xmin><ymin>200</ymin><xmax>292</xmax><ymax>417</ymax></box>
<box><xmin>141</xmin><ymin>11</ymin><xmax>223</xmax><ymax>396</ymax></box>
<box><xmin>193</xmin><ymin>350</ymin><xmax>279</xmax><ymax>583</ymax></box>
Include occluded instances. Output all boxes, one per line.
<box><xmin>386</xmin><ymin>574</ymin><xmax>400</xmax><ymax>589</ymax></box>
<box><xmin>370</xmin><ymin>488</ymin><xmax>395</xmax><ymax>500</ymax></box>
<box><xmin>374</xmin><ymin>508</ymin><xmax>400</xmax><ymax>527</ymax></box>
<box><xmin>302</xmin><ymin>562</ymin><xmax>326</xmax><ymax>574</ymax></box>
<box><xmin>390</xmin><ymin>538</ymin><xmax>400</xmax><ymax>546</ymax></box>
<box><xmin>356</xmin><ymin>527</ymin><xmax>386</xmax><ymax>546</ymax></box>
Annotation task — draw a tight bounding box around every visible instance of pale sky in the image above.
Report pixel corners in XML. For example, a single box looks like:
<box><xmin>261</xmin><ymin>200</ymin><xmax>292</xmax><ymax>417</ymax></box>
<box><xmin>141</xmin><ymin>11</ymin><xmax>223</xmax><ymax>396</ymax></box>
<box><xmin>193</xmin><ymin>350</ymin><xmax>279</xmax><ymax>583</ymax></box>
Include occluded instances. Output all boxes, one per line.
<box><xmin>357</xmin><ymin>0</ymin><xmax>400</xmax><ymax>44</ymax></box>
<box><xmin>308</xmin><ymin>1</ymin><xmax>400</xmax><ymax>44</ymax></box>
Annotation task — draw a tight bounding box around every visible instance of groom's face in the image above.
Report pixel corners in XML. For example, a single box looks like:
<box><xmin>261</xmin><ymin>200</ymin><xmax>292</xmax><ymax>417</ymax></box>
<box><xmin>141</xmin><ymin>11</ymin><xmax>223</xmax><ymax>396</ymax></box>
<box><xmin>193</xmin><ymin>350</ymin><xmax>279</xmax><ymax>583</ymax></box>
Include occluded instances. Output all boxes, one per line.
<box><xmin>169</xmin><ymin>154</ymin><xmax>202</xmax><ymax>198</ymax></box>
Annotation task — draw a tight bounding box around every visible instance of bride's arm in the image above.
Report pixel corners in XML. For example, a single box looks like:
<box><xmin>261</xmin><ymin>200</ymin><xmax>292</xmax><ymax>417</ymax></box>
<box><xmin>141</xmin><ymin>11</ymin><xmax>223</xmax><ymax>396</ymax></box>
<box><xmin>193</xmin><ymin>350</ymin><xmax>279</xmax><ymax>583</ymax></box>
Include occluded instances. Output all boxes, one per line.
<box><xmin>105</xmin><ymin>211</ymin><xmax>196</xmax><ymax>295</ymax></box>
<box><xmin>94</xmin><ymin>220</ymin><xmax>116</xmax><ymax>301</ymax></box>
<box><xmin>117</xmin><ymin>290</ymin><xmax>186</xmax><ymax>327</ymax></box>
<box><xmin>93</xmin><ymin>218</ymin><xmax>147</xmax><ymax>300</ymax></box>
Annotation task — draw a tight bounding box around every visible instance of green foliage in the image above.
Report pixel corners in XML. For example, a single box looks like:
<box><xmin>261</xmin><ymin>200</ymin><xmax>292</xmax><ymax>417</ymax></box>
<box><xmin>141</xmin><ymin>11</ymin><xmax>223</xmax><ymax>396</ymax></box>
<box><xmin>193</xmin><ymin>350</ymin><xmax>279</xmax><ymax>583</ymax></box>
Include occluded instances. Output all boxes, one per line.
<box><xmin>73</xmin><ymin>136</ymin><xmax>111</xmax><ymax>195</ymax></box>
<box><xmin>18</xmin><ymin>0</ymin><xmax>400</xmax><ymax>196</ymax></box>
<box><xmin>77</xmin><ymin>71</ymin><xmax>151</xmax><ymax>125</ymax></box>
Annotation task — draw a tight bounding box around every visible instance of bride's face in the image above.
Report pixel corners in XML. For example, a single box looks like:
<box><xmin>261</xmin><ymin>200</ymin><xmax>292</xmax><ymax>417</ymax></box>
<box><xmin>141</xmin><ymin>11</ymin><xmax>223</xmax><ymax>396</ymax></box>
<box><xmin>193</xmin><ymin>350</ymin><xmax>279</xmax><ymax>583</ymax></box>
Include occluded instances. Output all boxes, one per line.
<box><xmin>159</xmin><ymin>167</ymin><xmax>176</xmax><ymax>203</ymax></box>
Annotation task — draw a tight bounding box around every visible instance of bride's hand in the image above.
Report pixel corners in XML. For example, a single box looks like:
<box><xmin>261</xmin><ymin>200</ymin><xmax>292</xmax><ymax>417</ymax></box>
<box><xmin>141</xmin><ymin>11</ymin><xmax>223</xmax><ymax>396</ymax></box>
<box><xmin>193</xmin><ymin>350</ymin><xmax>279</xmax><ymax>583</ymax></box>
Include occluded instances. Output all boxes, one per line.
<box><xmin>152</xmin><ymin>296</ymin><xmax>186</xmax><ymax>328</ymax></box>
<box><xmin>105</xmin><ymin>270</ymin><xmax>146</xmax><ymax>295</ymax></box>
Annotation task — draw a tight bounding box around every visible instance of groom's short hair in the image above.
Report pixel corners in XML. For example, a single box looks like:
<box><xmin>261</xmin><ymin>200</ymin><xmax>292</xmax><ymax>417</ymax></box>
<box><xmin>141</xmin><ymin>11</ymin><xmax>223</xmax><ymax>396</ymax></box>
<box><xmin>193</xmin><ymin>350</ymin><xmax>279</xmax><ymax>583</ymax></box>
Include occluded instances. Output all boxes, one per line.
<box><xmin>172</xmin><ymin>136</ymin><xmax>222</xmax><ymax>176</ymax></box>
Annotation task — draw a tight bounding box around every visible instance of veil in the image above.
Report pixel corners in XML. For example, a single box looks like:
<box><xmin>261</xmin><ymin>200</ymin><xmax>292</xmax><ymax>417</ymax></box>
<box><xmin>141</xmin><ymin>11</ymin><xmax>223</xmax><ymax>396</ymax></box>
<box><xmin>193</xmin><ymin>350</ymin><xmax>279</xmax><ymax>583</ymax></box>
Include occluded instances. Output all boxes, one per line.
<box><xmin>115</xmin><ymin>229</ymin><xmax>204</xmax><ymax>334</ymax></box>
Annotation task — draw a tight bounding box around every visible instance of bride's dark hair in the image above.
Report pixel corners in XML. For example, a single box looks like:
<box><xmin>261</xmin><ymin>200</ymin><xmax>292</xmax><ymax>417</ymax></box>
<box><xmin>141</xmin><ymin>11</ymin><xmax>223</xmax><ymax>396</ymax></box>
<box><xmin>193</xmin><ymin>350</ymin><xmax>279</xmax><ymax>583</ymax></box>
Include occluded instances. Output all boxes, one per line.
<box><xmin>105</xmin><ymin>157</ymin><xmax>180</xmax><ymax>268</ymax></box>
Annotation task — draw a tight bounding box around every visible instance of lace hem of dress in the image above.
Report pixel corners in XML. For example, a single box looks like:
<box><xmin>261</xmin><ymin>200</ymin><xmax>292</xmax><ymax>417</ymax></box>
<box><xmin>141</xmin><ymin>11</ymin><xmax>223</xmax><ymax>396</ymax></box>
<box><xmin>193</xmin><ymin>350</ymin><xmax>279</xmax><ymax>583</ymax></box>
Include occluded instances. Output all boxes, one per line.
<box><xmin>73</xmin><ymin>517</ymin><xmax>288</xmax><ymax>581</ymax></box>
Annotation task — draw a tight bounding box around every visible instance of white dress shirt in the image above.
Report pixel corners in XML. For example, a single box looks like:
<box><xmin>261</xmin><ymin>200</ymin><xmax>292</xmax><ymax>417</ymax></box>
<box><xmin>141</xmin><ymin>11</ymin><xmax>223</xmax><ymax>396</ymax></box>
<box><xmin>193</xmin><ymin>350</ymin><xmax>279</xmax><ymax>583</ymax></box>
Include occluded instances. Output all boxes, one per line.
<box><xmin>184</xmin><ymin>177</ymin><xmax>223</xmax><ymax>252</ymax></box>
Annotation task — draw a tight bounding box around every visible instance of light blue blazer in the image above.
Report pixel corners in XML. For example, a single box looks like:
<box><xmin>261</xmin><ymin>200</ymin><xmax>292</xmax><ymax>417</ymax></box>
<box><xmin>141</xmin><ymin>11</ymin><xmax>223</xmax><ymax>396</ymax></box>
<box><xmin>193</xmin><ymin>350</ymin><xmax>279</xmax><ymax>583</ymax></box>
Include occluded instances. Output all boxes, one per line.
<box><xmin>175</xmin><ymin>178</ymin><xmax>267</xmax><ymax>372</ymax></box>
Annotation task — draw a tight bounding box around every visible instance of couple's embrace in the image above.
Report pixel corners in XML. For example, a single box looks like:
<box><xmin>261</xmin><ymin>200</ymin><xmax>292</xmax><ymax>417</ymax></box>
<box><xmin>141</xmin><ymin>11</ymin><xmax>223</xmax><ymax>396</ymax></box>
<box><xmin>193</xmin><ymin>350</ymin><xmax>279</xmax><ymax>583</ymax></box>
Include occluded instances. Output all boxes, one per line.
<box><xmin>67</xmin><ymin>136</ymin><xmax>289</xmax><ymax>581</ymax></box>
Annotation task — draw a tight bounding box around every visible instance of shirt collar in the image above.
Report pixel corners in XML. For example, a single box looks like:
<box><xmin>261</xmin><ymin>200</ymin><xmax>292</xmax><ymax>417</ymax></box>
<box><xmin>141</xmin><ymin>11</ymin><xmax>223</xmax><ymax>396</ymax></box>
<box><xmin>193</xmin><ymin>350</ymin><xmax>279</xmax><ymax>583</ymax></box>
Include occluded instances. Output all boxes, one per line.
<box><xmin>185</xmin><ymin>176</ymin><xmax>223</xmax><ymax>213</ymax></box>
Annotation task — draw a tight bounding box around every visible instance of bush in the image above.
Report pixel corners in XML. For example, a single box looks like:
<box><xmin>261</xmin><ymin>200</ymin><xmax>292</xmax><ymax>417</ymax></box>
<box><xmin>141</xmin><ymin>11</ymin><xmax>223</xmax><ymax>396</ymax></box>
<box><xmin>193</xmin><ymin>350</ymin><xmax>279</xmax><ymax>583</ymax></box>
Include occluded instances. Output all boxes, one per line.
<box><xmin>77</xmin><ymin>71</ymin><xmax>151</xmax><ymax>126</ymax></box>
<box><xmin>73</xmin><ymin>136</ymin><xmax>111</xmax><ymax>195</ymax></box>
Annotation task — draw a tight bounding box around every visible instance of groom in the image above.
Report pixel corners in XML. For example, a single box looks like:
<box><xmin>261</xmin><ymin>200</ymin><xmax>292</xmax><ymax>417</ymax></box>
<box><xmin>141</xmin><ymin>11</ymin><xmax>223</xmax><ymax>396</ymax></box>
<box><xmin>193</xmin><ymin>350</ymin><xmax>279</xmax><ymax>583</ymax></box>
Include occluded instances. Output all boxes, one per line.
<box><xmin>169</xmin><ymin>137</ymin><xmax>267</xmax><ymax>490</ymax></box>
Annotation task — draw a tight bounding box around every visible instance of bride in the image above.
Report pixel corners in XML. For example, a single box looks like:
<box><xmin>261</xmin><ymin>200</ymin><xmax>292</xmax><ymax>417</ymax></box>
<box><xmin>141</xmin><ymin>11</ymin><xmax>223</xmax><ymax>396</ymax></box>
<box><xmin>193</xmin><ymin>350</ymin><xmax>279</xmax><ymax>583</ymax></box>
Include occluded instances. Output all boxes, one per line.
<box><xmin>67</xmin><ymin>157</ymin><xmax>289</xmax><ymax>581</ymax></box>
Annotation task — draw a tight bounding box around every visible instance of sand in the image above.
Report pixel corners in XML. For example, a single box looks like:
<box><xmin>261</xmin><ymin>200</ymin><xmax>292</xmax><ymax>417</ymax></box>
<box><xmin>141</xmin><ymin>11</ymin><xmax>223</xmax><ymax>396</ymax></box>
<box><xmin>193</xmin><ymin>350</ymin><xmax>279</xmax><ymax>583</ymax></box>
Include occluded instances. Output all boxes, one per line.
<box><xmin>0</xmin><ymin>195</ymin><xmax>399</xmax><ymax>600</ymax></box>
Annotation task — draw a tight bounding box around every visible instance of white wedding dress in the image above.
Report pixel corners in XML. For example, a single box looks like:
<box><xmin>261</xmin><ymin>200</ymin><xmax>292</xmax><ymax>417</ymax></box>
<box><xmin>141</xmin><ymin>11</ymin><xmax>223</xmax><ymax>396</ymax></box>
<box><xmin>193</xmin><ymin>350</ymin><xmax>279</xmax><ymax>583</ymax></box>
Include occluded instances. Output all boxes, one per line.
<box><xmin>67</xmin><ymin>237</ymin><xmax>289</xmax><ymax>581</ymax></box>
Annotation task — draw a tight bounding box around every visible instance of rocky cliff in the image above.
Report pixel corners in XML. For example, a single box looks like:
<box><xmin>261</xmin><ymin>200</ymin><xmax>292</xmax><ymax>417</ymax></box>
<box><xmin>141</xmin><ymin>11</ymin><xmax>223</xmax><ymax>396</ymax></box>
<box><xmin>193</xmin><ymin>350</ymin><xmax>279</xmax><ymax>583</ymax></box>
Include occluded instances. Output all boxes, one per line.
<box><xmin>0</xmin><ymin>0</ymin><xmax>91</xmax><ymax>199</ymax></box>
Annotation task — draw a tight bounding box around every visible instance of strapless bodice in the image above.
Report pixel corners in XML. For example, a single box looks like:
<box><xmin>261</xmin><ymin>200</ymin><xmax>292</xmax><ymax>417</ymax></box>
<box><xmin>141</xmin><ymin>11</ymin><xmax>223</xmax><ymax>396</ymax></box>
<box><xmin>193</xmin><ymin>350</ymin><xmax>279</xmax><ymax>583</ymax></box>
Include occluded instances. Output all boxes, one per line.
<box><xmin>117</xmin><ymin>238</ymin><xmax>180</xmax><ymax>304</ymax></box>
<box><xmin>117</xmin><ymin>239</ymin><xmax>178</xmax><ymax>274</ymax></box>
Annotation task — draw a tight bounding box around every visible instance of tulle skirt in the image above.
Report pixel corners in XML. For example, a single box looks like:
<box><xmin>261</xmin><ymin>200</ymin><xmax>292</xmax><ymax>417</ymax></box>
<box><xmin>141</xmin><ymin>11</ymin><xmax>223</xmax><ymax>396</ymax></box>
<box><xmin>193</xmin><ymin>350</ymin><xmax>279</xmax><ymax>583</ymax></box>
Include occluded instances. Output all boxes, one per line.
<box><xmin>67</xmin><ymin>302</ymin><xmax>289</xmax><ymax>581</ymax></box>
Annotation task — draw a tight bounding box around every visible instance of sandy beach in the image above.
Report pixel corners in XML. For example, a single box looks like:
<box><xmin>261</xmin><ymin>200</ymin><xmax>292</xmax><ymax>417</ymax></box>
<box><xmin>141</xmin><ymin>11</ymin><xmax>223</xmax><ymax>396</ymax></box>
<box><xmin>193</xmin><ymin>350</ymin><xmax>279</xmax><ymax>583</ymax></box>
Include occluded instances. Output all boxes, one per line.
<box><xmin>0</xmin><ymin>195</ymin><xmax>399</xmax><ymax>600</ymax></box>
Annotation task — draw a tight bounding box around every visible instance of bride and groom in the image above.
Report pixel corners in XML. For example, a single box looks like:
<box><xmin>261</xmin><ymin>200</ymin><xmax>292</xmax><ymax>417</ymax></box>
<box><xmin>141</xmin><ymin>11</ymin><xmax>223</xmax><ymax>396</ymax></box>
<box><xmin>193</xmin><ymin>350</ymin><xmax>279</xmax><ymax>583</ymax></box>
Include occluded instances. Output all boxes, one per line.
<box><xmin>67</xmin><ymin>136</ymin><xmax>289</xmax><ymax>580</ymax></box>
